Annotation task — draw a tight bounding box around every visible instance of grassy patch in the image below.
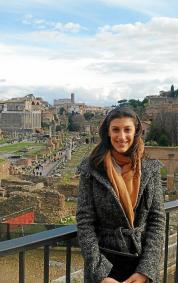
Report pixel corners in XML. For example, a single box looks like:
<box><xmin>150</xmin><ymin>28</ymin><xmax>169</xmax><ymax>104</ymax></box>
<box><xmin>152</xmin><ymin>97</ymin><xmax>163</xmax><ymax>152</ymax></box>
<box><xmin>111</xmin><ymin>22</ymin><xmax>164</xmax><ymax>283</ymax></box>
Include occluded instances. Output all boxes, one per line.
<box><xmin>22</xmin><ymin>146</ymin><xmax>46</xmax><ymax>158</ymax></box>
<box><xmin>0</xmin><ymin>158</ymin><xmax>5</xmax><ymax>164</ymax></box>
<box><xmin>65</xmin><ymin>200</ymin><xmax>77</xmax><ymax>210</ymax></box>
<box><xmin>161</xmin><ymin>167</ymin><xmax>167</xmax><ymax>179</ymax></box>
<box><xmin>58</xmin><ymin>215</ymin><xmax>76</xmax><ymax>224</ymax></box>
<box><xmin>0</xmin><ymin>142</ymin><xmax>45</xmax><ymax>154</ymax></box>
<box><xmin>0</xmin><ymin>139</ymin><xmax>7</xmax><ymax>144</ymax></box>
<box><xmin>58</xmin><ymin>143</ymin><xmax>95</xmax><ymax>186</ymax></box>
<box><xmin>65</xmin><ymin>143</ymin><xmax>95</xmax><ymax>169</ymax></box>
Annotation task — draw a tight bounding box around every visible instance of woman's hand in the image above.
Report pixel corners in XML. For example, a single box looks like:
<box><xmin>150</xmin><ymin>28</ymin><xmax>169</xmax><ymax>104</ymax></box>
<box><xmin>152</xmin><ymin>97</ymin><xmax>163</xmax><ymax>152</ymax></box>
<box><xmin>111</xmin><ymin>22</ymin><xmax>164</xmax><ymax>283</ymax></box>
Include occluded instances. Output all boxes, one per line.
<box><xmin>101</xmin><ymin>277</ymin><xmax>120</xmax><ymax>283</ymax></box>
<box><xmin>122</xmin><ymin>272</ymin><xmax>148</xmax><ymax>283</ymax></box>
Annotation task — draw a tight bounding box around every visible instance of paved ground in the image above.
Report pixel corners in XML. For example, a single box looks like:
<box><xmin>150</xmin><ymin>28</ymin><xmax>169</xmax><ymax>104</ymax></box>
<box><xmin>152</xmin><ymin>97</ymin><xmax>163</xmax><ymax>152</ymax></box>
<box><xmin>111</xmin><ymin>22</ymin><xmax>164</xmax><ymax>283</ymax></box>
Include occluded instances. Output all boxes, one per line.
<box><xmin>42</xmin><ymin>160</ymin><xmax>60</xmax><ymax>176</ymax></box>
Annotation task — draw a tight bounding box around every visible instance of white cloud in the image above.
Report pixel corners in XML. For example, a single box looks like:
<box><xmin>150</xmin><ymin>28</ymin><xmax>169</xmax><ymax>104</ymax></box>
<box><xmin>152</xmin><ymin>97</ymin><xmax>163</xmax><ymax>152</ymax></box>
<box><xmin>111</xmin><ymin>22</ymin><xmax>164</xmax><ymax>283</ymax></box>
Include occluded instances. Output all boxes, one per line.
<box><xmin>22</xmin><ymin>14</ymin><xmax>83</xmax><ymax>33</ymax></box>
<box><xmin>1</xmin><ymin>16</ymin><xmax>178</xmax><ymax>105</ymax></box>
<box><xmin>53</xmin><ymin>22</ymin><xmax>82</xmax><ymax>33</ymax></box>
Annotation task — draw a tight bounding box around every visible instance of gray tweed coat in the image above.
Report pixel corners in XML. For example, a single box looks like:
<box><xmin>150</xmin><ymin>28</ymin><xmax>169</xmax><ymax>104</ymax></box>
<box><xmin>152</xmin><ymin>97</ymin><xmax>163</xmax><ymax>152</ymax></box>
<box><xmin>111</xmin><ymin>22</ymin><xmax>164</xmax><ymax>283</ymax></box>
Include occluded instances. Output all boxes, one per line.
<box><xmin>76</xmin><ymin>158</ymin><xmax>165</xmax><ymax>283</ymax></box>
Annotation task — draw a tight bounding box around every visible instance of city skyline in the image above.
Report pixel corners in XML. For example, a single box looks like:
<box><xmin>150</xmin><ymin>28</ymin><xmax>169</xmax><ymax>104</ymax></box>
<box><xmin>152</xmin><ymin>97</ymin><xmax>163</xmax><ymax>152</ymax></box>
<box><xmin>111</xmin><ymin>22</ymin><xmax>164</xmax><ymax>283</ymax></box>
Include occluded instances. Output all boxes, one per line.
<box><xmin>0</xmin><ymin>0</ymin><xmax>178</xmax><ymax>106</ymax></box>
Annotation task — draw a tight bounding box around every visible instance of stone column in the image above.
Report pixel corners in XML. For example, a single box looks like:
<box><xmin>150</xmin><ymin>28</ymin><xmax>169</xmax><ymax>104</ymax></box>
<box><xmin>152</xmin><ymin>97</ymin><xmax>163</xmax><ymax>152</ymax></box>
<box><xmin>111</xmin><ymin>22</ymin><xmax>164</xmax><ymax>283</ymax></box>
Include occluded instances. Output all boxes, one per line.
<box><xmin>167</xmin><ymin>154</ymin><xmax>175</xmax><ymax>192</ymax></box>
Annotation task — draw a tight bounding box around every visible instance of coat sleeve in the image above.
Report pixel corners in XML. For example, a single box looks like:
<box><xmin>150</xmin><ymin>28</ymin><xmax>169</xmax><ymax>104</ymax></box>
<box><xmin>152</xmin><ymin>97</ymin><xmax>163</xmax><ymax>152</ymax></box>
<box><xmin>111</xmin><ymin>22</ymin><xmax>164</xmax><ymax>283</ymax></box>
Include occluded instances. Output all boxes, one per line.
<box><xmin>76</xmin><ymin>173</ymin><xmax>113</xmax><ymax>283</ymax></box>
<box><xmin>135</xmin><ymin>162</ymin><xmax>166</xmax><ymax>282</ymax></box>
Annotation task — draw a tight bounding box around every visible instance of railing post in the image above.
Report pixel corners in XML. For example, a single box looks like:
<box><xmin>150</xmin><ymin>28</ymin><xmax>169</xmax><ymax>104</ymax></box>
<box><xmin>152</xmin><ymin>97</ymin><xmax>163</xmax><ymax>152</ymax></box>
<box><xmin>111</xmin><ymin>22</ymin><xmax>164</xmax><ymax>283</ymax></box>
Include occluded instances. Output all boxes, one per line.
<box><xmin>66</xmin><ymin>240</ymin><xmax>71</xmax><ymax>283</ymax></box>
<box><xmin>175</xmin><ymin>230</ymin><xmax>178</xmax><ymax>283</ymax></box>
<box><xmin>19</xmin><ymin>251</ymin><xmax>25</xmax><ymax>283</ymax></box>
<box><xmin>44</xmin><ymin>245</ymin><xmax>49</xmax><ymax>283</ymax></box>
<box><xmin>163</xmin><ymin>213</ymin><xmax>170</xmax><ymax>283</ymax></box>
<box><xmin>7</xmin><ymin>224</ymin><xmax>10</xmax><ymax>240</ymax></box>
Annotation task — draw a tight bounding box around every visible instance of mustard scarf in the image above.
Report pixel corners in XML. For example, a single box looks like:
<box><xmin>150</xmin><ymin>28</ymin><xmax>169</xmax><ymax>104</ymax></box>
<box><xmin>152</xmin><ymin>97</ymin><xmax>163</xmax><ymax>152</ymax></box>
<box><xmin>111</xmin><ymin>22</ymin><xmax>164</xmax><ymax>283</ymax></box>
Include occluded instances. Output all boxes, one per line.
<box><xmin>104</xmin><ymin>138</ymin><xmax>144</xmax><ymax>227</ymax></box>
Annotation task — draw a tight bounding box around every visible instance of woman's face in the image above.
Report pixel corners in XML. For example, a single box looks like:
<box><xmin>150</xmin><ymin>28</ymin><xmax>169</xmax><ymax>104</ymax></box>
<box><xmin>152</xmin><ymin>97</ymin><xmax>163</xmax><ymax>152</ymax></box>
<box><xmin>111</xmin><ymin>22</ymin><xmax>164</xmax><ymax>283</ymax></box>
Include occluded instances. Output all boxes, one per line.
<box><xmin>108</xmin><ymin>117</ymin><xmax>136</xmax><ymax>154</ymax></box>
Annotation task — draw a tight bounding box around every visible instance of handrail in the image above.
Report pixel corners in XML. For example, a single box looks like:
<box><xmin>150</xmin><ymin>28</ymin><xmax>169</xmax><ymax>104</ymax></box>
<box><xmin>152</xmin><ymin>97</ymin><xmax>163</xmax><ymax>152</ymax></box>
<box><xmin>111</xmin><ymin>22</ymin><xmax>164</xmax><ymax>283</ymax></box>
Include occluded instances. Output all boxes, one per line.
<box><xmin>0</xmin><ymin>201</ymin><xmax>177</xmax><ymax>283</ymax></box>
<box><xmin>163</xmin><ymin>200</ymin><xmax>178</xmax><ymax>283</ymax></box>
<box><xmin>164</xmin><ymin>199</ymin><xmax>178</xmax><ymax>212</ymax></box>
<box><xmin>0</xmin><ymin>224</ymin><xmax>77</xmax><ymax>256</ymax></box>
<box><xmin>0</xmin><ymin>201</ymin><xmax>177</xmax><ymax>256</ymax></box>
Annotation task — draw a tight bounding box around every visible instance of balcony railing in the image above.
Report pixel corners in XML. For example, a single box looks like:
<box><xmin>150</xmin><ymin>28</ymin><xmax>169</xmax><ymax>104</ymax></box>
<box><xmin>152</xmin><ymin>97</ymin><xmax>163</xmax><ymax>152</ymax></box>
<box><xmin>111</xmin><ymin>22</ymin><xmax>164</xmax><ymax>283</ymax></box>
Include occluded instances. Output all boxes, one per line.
<box><xmin>0</xmin><ymin>200</ymin><xmax>177</xmax><ymax>283</ymax></box>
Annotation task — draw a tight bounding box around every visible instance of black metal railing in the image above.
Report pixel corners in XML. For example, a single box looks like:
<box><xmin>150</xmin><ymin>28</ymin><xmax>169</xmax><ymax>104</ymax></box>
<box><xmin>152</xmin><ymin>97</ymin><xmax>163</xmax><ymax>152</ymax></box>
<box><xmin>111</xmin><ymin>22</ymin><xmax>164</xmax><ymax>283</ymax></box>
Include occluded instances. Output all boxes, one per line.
<box><xmin>0</xmin><ymin>200</ymin><xmax>177</xmax><ymax>283</ymax></box>
<box><xmin>163</xmin><ymin>200</ymin><xmax>178</xmax><ymax>283</ymax></box>
<box><xmin>0</xmin><ymin>224</ymin><xmax>77</xmax><ymax>283</ymax></box>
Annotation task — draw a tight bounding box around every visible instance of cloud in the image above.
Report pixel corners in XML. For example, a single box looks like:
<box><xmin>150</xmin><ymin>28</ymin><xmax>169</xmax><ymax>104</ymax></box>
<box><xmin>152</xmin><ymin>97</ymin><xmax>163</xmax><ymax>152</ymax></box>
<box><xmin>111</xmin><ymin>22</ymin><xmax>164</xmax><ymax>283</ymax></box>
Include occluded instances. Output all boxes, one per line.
<box><xmin>1</xmin><ymin>16</ymin><xmax>178</xmax><ymax>105</ymax></box>
<box><xmin>1</xmin><ymin>77</ymin><xmax>175</xmax><ymax>107</ymax></box>
<box><xmin>22</xmin><ymin>14</ymin><xmax>83</xmax><ymax>33</ymax></box>
<box><xmin>53</xmin><ymin>22</ymin><xmax>82</xmax><ymax>33</ymax></box>
<box><xmin>98</xmin><ymin>16</ymin><xmax>178</xmax><ymax>37</ymax></box>
<box><xmin>87</xmin><ymin>60</ymin><xmax>155</xmax><ymax>74</ymax></box>
<box><xmin>0</xmin><ymin>84</ymin><xmax>118</xmax><ymax>106</ymax></box>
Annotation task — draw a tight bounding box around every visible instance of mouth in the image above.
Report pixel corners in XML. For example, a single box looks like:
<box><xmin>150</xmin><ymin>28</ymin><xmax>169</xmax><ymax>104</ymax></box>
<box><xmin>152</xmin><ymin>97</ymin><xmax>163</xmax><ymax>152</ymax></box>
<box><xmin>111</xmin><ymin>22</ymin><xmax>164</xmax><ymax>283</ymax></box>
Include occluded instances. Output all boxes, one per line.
<box><xmin>117</xmin><ymin>142</ymin><xmax>128</xmax><ymax>146</ymax></box>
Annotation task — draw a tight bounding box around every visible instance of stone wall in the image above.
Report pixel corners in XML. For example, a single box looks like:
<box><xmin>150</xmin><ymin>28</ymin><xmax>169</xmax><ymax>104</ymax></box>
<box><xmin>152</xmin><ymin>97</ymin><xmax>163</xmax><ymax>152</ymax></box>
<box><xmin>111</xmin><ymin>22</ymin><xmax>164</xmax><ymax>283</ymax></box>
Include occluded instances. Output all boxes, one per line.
<box><xmin>21</xmin><ymin>174</ymin><xmax>52</xmax><ymax>186</ymax></box>
<box><xmin>145</xmin><ymin>146</ymin><xmax>178</xmax><ymax>191</ymax></box>
<box><xmin>0</xmin><ymin>111</ymin><xmax>41</xmax><ymax>130</ymax></box>
<box><xmin>1</xmin><ymin>179</ymin><xmax>33</xmax><ymax>187</ymax></box>
<box><xmin>57</xmin><ymin>184</ymin><xmax>78</xmax><ymax>198</ymax></box>
<box><xmin>0</xmin><ymin>161</ymin><xmax>10</xmax><ymax>179</ymax></box>
<box><xmin>0</xmin><ymin>182</ymin><xmax>67</xmax><ymax>223</ymax></box>
<box><xmin>33</xmin><ymin>188</ymin><xmax>65</xmax><ymax>223</ymax></box>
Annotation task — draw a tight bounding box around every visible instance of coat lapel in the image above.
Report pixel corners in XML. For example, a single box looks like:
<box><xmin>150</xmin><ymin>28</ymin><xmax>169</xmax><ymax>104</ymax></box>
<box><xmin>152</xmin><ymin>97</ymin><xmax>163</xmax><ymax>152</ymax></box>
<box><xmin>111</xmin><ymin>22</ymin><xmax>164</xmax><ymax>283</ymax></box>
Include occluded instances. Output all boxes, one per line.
<box><xmin>134</xmin><ymin>159</ymin><xmax>152</xmax><ymax>210</ymax></box>
<box><xmin>90</xmin><ymin>169</ymin><xmax>132</xmax><ymax>228</ymax></box>
<box><xmin>90</xmin><ymin>159</ymin><xmax>152</xmax><ymax>226</ymax></box>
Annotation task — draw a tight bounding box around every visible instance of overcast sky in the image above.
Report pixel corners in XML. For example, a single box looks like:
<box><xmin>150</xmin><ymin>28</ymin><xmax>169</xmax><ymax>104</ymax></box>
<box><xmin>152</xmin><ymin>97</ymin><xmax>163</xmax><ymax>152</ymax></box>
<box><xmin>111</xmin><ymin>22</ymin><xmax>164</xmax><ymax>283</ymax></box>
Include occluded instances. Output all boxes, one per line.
<box><xmin>0</xmin><ymin>0</ymin><xmax>178</xmax><ymax>106</ymax></box>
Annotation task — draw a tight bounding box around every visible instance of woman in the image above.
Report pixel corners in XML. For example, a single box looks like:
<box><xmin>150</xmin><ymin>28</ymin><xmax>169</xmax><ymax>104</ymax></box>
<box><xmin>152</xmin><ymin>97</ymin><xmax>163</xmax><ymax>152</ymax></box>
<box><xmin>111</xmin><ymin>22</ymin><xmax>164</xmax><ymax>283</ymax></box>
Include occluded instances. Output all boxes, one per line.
<box><xmin>76</xmin><ymin>107</ymin><xmax>165</xmax><ymax>283</ymax></box>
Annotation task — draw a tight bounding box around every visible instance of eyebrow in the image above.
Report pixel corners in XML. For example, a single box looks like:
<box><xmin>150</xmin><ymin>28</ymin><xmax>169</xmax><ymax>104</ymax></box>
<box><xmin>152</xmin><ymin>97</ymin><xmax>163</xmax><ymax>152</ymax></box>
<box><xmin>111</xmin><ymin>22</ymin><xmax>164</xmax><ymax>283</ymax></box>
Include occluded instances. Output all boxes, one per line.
<box><xmin>111</xmin><ymin>125</ymin><xmax>133</xmax><ymax>128</ymax></box>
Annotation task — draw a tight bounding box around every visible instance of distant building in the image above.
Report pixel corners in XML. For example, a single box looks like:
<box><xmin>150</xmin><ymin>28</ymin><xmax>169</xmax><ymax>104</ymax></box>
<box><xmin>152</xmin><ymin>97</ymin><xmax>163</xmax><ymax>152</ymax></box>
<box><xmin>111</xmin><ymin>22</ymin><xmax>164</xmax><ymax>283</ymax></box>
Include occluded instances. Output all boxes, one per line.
<box><xmin>54</xmin><ymin>93</ymin><xmax>86</xmax><ymax>114</ymax></box>
<box><xmin>0</xmin><ymin>111</ymin><xmax>41</xmax><ymax>131</ymax></box>
<box><xmin>41</xmin><ymin>110</ymin><xmax>54</xmax><ymax>124</ymax></box>
<box><xmin>71</xmin><ymin>93</ymin><xmax>75</xmax><ymax>104</ymax></box>
<box><xmin>54</xmin><ymin>93</ymin><xmax>75</xmax><ymax>106</ymax></box>
<box><xmin>145</xmin><ymin>87</ymin><xmax>178</xmax><ymax>120</ymax></box>
<box><xmin>85</xmin><ymin>105</ymin><xmax>105</xmax><ymax>114</ymax></box>
<box><xmin>68</xmin><ymin>103</ymin><xmax>86</xmax><ymax>114</ymax></box>
<box><xmin>0</xmin><ymin>94</ymin><xmax>42</xmax><ymax>132</ymax></box>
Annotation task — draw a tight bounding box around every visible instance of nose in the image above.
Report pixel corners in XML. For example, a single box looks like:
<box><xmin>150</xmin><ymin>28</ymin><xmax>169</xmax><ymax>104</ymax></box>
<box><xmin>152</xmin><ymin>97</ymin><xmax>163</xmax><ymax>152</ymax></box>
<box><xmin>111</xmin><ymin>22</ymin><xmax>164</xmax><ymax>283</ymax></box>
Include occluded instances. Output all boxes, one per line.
<box><xmin>118</xmin><ymin>130</ymin><xmax>125</xmax><ymax>140</ymax></box>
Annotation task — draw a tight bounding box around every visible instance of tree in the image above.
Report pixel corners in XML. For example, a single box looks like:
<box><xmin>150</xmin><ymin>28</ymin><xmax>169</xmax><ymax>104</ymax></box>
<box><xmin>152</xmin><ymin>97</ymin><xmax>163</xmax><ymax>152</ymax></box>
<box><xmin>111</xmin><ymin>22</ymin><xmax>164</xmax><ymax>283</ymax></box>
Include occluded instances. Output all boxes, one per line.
<box><xmin>67</xmin><ymin>113</ymin><xmax>85</xmax><ymax>132</ymax></box>
<box><xmin>170</xmin><ymin>84</ymin><xmax>174</xmax><ymax>97</ymax></box>
<box><xmin>142</xmin><ymin>98</ymin><xmax>148</xmax><ymax>105</ymax></box>
<box><xmin>146</xmin><ymin>110</ymin><xmax>178</xmax><ymax>146</ymax></box>
<box><xmin>56</xmin><ymin>125</ymin><xmax>62</xmax><ymax>132</ymax></box>
<box><xmin>174</xmin><ymin>89</ymin><xmax>178</xmax><ymax>97</ymax></box>
<box><xmin>41</xmin><ymin>122</ymin><xmax>50</xmax><ymax>129</ymax></box>
<box><xmin>118</xmin><ymin>99</ymin><xmax>128</xmax><ymax>104</ymax></box>
<box><xmin>115</xmin><ymin>98</ymin><xmax>148</xmax><ymax>118</ymax></box>
<box><xmin>59</xmin><ymin>107</ymin><xmax>66</xmax><ymax>115</ymax></box>
<box><xmin>158</xmin><ymin>134</ymin><xmax>169</xmax><ymax>146</ymax></box>
<box><xmin>84</xmin><ymin>112</ymin><xmax>94</xmax><ymax>121</ymax></box>
<box><xmin>117</xmin><ymin>99</ymin><xmax>128</xmax><ymax>107</ymax></box>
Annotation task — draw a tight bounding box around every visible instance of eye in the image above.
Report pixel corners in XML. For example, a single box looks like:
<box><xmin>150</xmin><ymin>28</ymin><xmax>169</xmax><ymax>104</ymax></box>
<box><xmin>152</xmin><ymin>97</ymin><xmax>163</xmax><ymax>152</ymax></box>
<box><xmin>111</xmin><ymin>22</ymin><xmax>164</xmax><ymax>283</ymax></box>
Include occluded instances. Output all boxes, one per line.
<box><xmin>124</xmin><ymin>128</ymin><xmax>132</xmax><ymax>133</ymax></box>
<box><xmin>112</xmin><ymin>128</ymin><xmax>119</xmax><ymax>133</ymax></box>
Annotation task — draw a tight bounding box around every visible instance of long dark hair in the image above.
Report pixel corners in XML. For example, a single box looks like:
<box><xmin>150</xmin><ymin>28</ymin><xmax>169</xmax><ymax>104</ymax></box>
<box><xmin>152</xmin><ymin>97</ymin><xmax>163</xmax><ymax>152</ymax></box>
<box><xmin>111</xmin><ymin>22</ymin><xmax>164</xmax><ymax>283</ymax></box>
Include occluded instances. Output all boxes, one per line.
<box><xmin>89</xmin><ymin>107</ymin><xmax>143</xmax><ymax>170</ymax></box>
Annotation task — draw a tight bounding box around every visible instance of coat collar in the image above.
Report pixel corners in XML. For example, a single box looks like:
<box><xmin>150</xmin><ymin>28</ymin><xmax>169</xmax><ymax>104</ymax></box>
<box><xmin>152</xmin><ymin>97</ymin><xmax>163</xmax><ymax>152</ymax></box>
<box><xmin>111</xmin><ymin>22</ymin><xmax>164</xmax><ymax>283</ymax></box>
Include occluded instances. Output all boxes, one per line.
<box><xmin>79</xmin><ymin>157</ymin><xmax>159</xmax><ymax>228</ymax></box>
<box><xmin>79</xmin><ymin>158</ymin><xmax>153</xmax><ymax>221</ymax></box>
<box><xmin>90</xmin><ymin>159</ymin><xmax>152</xmax><ymax>195</ymax></box>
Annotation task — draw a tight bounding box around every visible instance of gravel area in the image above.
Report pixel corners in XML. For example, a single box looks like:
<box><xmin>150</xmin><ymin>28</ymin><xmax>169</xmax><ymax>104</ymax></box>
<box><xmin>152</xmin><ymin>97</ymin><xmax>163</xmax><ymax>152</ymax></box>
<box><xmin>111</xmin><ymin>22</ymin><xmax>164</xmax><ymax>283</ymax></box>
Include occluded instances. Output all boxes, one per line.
<box><xmin>0</xmin><ymin>248</ymin><xmax>83</xmax><ymax>283</ymax></box>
